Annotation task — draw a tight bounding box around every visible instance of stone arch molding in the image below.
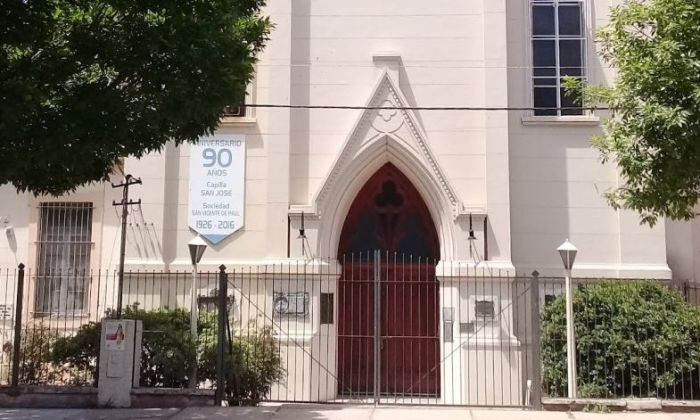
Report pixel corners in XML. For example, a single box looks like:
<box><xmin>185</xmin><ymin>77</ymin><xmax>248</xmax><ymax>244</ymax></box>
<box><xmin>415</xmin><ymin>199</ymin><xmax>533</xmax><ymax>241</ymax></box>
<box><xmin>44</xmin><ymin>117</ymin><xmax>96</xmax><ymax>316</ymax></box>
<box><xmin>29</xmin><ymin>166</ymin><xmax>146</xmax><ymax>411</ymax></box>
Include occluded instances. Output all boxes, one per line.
<box><xmin>308</xmin><ymin>71</ymin><xmax>466</xmax><ymax>260</ymax></box>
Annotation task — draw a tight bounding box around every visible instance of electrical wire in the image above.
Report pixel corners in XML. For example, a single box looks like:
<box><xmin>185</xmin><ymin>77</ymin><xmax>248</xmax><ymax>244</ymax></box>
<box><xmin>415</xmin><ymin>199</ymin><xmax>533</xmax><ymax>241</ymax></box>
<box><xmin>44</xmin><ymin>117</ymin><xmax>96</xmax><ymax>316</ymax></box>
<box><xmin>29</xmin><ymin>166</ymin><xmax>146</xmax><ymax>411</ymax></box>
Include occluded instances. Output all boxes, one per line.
<box><xmin>256</xmin><ymin>62</ymin><xmax>607</xmax><ymax>69</ymax></box>
<box><xmin>241</xmin><ymin>103</ymin><xmax>608</xmax><ymax>111</ymax></box>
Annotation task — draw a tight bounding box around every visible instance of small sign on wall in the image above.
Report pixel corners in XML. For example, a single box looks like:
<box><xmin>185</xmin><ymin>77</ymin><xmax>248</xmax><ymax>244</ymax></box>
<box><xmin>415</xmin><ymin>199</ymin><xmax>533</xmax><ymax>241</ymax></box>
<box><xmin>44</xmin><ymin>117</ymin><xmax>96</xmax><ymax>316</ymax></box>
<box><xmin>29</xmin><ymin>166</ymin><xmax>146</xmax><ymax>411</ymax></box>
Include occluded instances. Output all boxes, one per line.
<box><xmin>274</xmin><ymin>292</ymin><xmax>309</xmax><ymax>317</ymax></box>
<box><xmin>188</xmin><ymin>135</ymin><xmax>246</xmax><ymax>244</ymax></box>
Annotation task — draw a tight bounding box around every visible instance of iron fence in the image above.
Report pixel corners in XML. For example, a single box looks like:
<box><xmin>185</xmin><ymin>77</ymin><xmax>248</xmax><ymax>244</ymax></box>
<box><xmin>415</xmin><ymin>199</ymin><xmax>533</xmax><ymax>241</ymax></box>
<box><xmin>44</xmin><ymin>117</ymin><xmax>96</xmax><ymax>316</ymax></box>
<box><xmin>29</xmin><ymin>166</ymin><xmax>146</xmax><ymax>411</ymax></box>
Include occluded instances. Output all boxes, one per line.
<box><xmin>224</xmin><ymin>253</ymin><xmax>538</xmax><ymax>406</ymax></box>
<box><xmin>0</xmin><ymin>267</ymin><xmax>19</xmax><ymax>385</ymax></box>
<box><xmin>1</xmin><ymin>265</ymin><xmax>220</xmax><ymax>389</ymax></box>
<box><xmin>2</xmin><ymin>260</ymin><xmax>700</xmax><ymax>406</ymax></box>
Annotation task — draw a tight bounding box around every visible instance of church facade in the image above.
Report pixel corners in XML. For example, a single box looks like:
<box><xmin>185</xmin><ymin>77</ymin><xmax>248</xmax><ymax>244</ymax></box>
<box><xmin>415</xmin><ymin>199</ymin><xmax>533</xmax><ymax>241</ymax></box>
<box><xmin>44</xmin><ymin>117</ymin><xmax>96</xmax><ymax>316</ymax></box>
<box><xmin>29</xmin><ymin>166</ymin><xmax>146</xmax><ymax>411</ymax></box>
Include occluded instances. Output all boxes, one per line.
<box><xmin>1</xmin><ymin>0</ymin><xmax>694</xmax><ymax>405</ymax></box>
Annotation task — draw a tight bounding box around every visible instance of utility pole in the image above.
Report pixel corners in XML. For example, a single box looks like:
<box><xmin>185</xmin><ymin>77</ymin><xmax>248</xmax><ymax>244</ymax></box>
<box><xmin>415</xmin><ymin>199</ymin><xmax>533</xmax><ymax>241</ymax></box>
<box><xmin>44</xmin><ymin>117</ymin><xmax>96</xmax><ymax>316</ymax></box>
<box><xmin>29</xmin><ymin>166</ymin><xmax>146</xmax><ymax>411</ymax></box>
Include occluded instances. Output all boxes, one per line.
<box><xmin>112</xmin><ymin>174</ymin><xmax>142</xmax><ymax>318</ymax></box>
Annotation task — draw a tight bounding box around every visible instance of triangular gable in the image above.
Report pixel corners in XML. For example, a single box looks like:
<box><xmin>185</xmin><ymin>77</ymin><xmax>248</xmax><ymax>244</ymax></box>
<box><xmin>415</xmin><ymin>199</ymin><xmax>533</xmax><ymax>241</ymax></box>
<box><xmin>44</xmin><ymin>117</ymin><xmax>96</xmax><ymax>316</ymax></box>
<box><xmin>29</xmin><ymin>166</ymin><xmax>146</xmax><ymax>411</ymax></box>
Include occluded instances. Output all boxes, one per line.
<box><xmin>313</xmin><ymin>70</ymin><xmax>465</xmax><ymax>218</ymax></box>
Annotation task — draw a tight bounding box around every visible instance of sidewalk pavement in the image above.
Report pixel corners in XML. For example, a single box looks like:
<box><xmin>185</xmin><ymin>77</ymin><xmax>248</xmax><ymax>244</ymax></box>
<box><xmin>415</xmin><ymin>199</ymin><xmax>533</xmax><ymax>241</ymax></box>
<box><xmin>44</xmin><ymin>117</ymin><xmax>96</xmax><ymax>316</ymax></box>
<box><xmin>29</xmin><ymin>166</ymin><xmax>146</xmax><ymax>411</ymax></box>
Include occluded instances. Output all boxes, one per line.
<box><xmin>1</xmin><ymin>405</ymin><xmax>699</xmax><ymax>420</ymax></box>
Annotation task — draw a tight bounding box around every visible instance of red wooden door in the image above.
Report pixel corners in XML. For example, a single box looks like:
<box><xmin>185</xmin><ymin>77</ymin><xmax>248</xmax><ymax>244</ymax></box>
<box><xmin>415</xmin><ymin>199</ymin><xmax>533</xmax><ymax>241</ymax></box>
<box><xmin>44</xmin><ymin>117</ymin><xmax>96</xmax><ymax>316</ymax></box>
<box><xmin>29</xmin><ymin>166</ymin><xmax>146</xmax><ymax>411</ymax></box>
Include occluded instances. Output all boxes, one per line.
<box><xmin>337</xmin><ymin>163</ymin><xmax>440</xmax><ymax>397</ymax></box>
<box><xmin>379</xmin><ymin>263</ymin><xmax>440</xmax><ymax>396</ymax></box>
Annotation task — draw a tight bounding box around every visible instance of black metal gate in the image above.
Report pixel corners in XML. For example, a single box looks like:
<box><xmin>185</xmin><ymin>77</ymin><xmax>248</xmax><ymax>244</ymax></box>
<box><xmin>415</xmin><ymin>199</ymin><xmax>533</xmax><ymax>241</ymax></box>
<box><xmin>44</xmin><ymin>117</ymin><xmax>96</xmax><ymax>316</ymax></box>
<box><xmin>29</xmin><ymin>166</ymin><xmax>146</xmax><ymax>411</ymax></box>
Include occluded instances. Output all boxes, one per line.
<box><xmin>337</xmin><ymin>251</ymin><xmax>440</xmax><ymax>400</ymax></box>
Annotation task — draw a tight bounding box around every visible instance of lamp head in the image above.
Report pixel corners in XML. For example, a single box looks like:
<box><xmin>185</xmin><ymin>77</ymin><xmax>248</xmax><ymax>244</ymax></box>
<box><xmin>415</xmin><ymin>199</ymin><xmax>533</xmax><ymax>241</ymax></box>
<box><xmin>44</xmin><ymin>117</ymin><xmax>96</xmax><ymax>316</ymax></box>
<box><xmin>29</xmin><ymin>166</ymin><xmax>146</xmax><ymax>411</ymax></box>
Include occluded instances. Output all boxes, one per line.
<box><xmin>557</xmin><ymin>239</ymin><xmax>578</xmax><ymax>270</ymax></box>
<box><xmin>188</xmin><ymin>235</ymin><xmax>208</xmax><ymax>266</ymax></box>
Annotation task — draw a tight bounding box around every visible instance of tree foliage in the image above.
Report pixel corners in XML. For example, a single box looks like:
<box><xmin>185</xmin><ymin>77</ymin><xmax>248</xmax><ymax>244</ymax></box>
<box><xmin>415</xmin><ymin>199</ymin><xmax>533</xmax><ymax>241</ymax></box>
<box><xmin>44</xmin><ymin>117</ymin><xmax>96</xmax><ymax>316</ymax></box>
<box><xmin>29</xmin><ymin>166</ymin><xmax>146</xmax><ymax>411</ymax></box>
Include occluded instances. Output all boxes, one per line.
<box><xmin>542</xmin><ymin>281</ymin><xmax>700</xmax><ymax>399</ymax></box>
<box><xmin>574</xmin><ymin>0</ymin><xmax>700</xmax><ymax>225</ymax></box>
<box><xmin>0</xmin><ymin>0</ymin><xmax>270</xmax><ymax>195</ymax></box>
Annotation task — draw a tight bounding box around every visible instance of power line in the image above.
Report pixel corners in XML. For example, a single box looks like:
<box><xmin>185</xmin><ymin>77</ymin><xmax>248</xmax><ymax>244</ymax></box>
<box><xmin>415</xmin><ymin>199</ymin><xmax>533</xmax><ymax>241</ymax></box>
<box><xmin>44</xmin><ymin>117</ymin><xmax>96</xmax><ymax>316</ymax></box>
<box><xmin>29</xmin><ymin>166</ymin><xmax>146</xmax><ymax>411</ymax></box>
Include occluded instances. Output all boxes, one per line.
<box><xmin>254</xmin><ymin>61</ymin><xmax>611</xmax><ymax>70</ymax></box>
<box><xmin>243</xmin><ymin>103</ymin><xmax>609</xmax><ymax>111</ymax></box>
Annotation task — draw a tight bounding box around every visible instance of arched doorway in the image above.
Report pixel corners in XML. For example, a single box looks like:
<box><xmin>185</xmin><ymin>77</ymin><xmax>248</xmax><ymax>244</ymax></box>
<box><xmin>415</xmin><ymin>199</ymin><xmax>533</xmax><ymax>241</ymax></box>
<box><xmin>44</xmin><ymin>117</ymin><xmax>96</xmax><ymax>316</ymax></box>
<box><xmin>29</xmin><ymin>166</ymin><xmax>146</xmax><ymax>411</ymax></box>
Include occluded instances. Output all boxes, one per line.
<box><xmin>337</xmin><ymin>163</ymin><xmax>440</xmax><ymax>397</ymax></box>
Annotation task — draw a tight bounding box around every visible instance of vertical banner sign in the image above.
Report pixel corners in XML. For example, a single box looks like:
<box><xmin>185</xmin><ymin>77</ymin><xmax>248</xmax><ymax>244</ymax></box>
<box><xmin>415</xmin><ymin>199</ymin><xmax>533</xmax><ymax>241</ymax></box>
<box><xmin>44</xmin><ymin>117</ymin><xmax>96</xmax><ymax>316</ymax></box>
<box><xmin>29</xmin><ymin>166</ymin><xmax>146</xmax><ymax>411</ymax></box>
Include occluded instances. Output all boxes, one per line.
<box><xmin>188</xmin><ymin>135</ymin><xmax>246</xmax><ymax>244</ymax></box>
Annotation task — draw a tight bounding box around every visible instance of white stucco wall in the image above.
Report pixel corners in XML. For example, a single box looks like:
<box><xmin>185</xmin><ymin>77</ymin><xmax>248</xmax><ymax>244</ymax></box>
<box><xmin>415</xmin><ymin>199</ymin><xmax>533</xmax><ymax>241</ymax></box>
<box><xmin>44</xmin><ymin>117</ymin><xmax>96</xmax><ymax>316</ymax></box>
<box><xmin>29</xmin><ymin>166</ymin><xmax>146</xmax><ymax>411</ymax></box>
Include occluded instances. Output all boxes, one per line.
<box><xmin>505</xmin><ymin>0</ymin><xmax>669</xmax><ymax>278</ymax></box>
<box><xmin>0</xmin><ymin>0</ymin><xmax>675</xmax><ymax>279</ymax></box>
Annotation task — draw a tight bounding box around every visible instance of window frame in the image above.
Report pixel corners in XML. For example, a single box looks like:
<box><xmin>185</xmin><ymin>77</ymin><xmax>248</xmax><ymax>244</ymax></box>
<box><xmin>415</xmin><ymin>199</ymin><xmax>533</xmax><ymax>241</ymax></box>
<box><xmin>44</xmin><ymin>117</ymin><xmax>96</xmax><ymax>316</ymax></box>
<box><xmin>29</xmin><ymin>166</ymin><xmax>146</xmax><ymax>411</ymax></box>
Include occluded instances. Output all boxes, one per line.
<box><xmin>530</xmin><ymin>0</ymin><xmax>588</xmax><ymax>117</ymax></box>
<box><xmin>221</xmin><ymin>72</ymin><xmax>257</xmax><ymax>124</ymax></box>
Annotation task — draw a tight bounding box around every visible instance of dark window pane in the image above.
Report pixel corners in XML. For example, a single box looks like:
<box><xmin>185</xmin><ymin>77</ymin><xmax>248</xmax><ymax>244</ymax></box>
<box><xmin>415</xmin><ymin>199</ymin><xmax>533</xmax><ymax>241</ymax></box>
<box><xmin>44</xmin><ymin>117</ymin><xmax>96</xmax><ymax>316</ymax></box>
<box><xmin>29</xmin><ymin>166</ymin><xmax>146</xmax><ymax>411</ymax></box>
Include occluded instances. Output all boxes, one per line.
<box><xmin>533</xmin><ymin>40</ymin><xmax>556</xmax><ymax>76</ymax></box>
<box><xmin>560</xmin><ymin>86</ymin><xmax>584</xmax><ymax>115</ymax></box>
<box><xmin>533</xmin><ymin>5</ymin><xmax>555</xmax><ymax>36</ymax></box>
<box><xmin>534</xmin><ymin>77</ymin><xmax>557</xmax><ymax>86</ymax></box>
<box><xmin>558</xmin><ymin>5</ymin><xmax>582</xmax><ymax>36</ymax></box>
<box><xmin>534</xmin><ymin>87</ymin><xmax>558</xmax><ymax>116</ymax></box>
<box><xmin>559</xmin><ymin>39</ymin><xmax>583</xmax><ymax>76</ymax></box>
<box><xmin>224</xmin><ymin>86</ymin><xmax>247</xmax><ymax>116</ymax></box>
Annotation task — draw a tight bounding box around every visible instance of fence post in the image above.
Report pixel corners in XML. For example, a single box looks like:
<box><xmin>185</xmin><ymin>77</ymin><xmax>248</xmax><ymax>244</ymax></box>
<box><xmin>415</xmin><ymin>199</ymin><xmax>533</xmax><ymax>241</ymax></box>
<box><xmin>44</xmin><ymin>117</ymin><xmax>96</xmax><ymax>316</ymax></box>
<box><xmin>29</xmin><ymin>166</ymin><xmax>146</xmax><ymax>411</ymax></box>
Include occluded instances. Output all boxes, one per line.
<box><xmin>372</xmin><ymin>250</ymin><xmax>381</xmax><ymax>405</ymax></box>
<box><xmin>11</xmin><ymin>263</ymin><xmax>25</xmax><ymax>387</ymax></box>
<box><xmin>529</xmin><ymin>270</ymin><xmax>543</xmax><ymax>410</ymax></box>
<box><xmin>215</xmin><ymin>264</ymin><xmax>228</xmax><ymax>406</ymax></box>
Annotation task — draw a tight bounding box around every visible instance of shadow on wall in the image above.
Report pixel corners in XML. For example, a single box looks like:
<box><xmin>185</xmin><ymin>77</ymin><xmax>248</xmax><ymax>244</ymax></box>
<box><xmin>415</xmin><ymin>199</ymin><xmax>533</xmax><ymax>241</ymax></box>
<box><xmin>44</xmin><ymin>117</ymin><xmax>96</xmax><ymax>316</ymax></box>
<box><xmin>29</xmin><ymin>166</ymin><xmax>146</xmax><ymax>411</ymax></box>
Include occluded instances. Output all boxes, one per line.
<box><xmin>505</xmin><ymin>0</ymin><xmax>610</xmax><ymax>271</ymax></box>
<box><xmin>289</xmin><ymin>0</ymin><xmax>311</xmax><ymax>204</ymax></box>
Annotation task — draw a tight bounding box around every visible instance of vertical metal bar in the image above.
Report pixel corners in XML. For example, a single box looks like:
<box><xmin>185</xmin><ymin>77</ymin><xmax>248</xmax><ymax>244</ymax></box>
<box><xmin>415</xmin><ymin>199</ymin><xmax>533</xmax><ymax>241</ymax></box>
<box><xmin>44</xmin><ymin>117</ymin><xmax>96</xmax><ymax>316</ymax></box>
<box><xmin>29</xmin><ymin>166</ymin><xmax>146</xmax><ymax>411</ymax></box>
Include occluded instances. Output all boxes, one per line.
<box><xmin>530</xmin><ymin>271</ymin><xmax>543</xmax><ymax>409</ymax></box>
<box><xmin>417</xmin><ymin>257</ymin><xmax>423</xmax><ymax>402</ymax></box>
<box><xmin>392</xmin><ymin>252</ymin><xmax>397</xmax><ymax>401</ymax></box>
<box><xmin>215</xmin><ymin>264</ymin><xmax>227</xmax><ymax>405</ymax></box>
<box><xmin>189</xmin><ymin>264</ymin><xmax>199</xmax><ymax>389</ymax></box>
<box><xmin>11</xmin><ymin>263</ymin><xmax>25</xmax><ymax>387</ymax></box>
<box><xmin>373</xmin><ymin>249</ymin><xmax>381</xmax><ymax>405</ymax></box>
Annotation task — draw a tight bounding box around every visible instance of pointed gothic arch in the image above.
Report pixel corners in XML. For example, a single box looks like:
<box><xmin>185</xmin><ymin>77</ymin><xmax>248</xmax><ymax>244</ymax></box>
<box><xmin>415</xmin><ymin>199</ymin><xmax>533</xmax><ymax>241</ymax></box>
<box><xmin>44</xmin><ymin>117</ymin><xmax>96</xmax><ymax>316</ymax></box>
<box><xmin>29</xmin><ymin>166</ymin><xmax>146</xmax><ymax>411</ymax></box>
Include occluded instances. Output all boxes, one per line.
<box><xmin>316</xmin><ymin>134</ymin><xmax>458</xmax><ymax>260</ymax></box>
<box><xmin>338</xmin><ymin>162</ymin><xmax>440</xmax><ymax>259</ymax></box>
<box><xmin>306</xmin><ymin>71</ymin><xmax>465</xmax><ymax>260</ymax></box>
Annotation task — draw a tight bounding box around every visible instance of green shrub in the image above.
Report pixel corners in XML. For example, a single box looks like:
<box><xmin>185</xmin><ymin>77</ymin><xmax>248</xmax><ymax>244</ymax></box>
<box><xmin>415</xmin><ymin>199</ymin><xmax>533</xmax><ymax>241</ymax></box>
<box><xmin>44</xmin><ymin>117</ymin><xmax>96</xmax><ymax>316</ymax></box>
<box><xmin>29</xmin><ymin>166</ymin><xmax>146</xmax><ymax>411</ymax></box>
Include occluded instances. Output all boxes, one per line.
<box><xmin>51</xmin><ymin>322</ymin><xmax>101</xmax><ymax>386</ymax></box>
<box><xmin>15</xmin><ymin>325</ymin><xmax>59</xmax><ymax>384</ymax></box>
<box><xmin>122</xmin><ymin>305</ymin><xmax>196</xmax><ymax>388</ymax></box>
<box><xmin>198</xmin><ymin>314</ymin><xmax>285</xmax><ymax>405</ymax></box>
<box><xmin>49</xmin><ymin>305</ymin><xmax>206</xmax><ymax>387</ymax></box>
<box><xmin>542</xmin><ymin>281</ymin><xmax>700</xmax><ymax>399</ymax></box>
<box><xmin>49</xmin><ymin>305</ymin><xmax>284</xmax><ymax>402</ymax></box>
<box><xmin>228</xmin><ymin>326</ymin><xmax>285</xmax><ymax>405</ymax></box>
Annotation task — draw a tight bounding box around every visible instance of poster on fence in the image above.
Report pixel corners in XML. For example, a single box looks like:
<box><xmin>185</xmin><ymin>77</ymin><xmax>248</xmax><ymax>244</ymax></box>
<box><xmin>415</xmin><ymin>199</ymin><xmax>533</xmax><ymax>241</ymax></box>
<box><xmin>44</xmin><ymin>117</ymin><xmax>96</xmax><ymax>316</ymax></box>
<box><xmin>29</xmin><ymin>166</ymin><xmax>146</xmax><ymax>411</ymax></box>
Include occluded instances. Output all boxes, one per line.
<box><xmin>104</xmin><ymin>321</ymin><xmax>126</xmax><ymax>351</ymax></box>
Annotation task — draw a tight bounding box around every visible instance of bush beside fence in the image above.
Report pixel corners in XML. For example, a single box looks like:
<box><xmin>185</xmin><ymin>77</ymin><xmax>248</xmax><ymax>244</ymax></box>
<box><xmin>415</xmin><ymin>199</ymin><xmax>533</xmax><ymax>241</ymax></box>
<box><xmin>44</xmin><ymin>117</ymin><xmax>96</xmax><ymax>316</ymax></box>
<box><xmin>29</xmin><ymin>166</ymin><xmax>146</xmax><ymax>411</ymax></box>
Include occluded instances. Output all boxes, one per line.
<box><xmin>542</xmin><ymin>280</ymin><xmax>700</xmax><ymax>400</ymax></box>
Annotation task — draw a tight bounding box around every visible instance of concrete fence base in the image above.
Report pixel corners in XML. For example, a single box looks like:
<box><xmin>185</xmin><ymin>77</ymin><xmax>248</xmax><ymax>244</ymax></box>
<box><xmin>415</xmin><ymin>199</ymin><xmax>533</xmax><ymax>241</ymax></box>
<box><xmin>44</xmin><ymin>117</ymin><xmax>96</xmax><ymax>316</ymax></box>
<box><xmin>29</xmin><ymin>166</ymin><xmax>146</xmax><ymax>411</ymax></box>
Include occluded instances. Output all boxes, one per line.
<box><xmin>0</xmin><ymin>386</ymin><xmax>214</xmax><ymax>409</ymax></box>
<box><xmin>543</xmin><ymin>397</ymin><xmax>700</xmax><ymax>412</ymax></box>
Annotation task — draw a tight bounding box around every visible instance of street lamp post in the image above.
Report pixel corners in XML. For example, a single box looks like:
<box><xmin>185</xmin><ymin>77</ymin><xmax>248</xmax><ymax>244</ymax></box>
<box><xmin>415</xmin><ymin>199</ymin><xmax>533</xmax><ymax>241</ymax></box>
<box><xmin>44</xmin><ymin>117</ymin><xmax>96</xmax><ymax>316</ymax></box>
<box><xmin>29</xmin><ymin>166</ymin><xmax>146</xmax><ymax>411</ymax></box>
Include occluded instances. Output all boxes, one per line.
<box><xmin>188</xmin><ymin>235</ymin><xmax>207</xmax><ymax>389</ymax></box>
<box><xmin>558</xmin><ymin>239</ymin><xmax>578</xmax><ymax>399</ymax></box>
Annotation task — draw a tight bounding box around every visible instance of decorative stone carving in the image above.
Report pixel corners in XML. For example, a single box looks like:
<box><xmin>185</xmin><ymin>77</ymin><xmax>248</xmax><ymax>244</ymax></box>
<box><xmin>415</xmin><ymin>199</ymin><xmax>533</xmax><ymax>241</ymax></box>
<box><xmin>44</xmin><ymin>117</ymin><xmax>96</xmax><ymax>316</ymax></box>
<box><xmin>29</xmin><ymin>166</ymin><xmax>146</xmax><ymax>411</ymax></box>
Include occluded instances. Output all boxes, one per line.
<box><xmin>314</xmin><ymin>70</ymin><xmax>465</xmax><ymax>219</ymax></box>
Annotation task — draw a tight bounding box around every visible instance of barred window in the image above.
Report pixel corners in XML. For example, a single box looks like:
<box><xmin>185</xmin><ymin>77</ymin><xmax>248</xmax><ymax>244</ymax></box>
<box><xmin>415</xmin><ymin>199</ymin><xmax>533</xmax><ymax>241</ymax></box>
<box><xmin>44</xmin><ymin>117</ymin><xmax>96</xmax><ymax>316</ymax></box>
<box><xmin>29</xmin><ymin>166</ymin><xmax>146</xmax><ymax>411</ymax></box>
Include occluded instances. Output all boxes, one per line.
<box><xmin>35</xmin><ymin>203</ymin><xmax>93</xmax><ymax>315</ymax></box>
<box><xmin>532</xmin><ymin>0</ymin><xmax>586</xmax><ymax>116</ymax></box>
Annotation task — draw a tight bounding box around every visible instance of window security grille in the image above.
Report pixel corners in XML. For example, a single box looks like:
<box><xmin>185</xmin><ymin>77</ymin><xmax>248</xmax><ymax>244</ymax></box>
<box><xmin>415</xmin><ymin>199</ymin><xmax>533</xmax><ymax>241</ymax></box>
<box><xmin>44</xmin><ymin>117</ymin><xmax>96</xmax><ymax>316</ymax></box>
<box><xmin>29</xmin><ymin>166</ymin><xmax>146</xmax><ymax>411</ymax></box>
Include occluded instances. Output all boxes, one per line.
<box><xmin>531</xmin><ymin>0</ymin><xmax>586</xmax><ymax>116</ymax></box>
<box><xmin>35</xmin><ymin>202</ymin><xmax>93</xmax><ymax>315</ymax></box>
